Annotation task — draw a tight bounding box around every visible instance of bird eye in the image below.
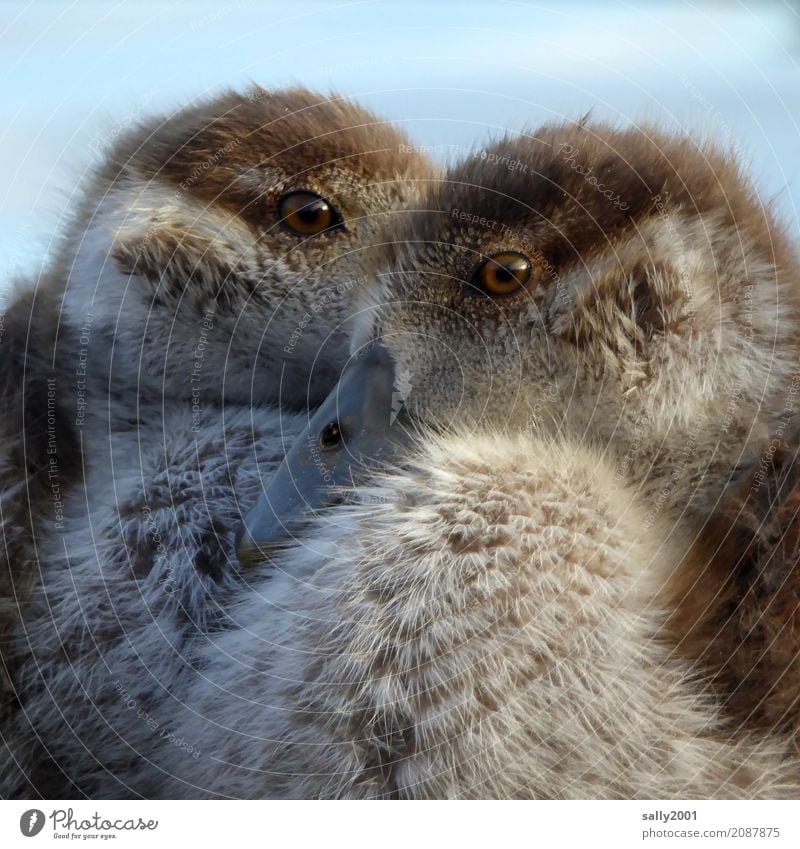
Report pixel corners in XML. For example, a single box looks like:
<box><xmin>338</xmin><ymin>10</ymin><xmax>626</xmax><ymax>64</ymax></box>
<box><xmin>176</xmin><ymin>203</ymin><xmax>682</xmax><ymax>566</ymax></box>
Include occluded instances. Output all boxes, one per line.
<box><xmin>277</xmin><ymin>191</ymin><xmax>341</xmax><ymax>236</ymax></box>
<box><xmin>471</xmin><ymin>251</ymin><xmax>532</xmax><ymax>297</ymax></box>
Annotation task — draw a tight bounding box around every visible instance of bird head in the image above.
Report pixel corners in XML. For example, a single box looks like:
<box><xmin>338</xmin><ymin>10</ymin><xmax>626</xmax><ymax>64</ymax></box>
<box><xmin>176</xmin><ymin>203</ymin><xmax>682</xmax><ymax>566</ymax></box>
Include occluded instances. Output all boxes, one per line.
<box><xmin>57</xmin><ymin>86</ymin><xmax>434</xmax><ymax>413</ymax></box>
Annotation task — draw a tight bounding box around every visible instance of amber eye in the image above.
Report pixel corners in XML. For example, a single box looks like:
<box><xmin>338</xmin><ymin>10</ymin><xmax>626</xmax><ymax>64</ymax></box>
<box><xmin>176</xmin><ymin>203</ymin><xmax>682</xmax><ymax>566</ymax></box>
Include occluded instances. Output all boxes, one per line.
<box><xmin>277</xmin><ymin>191</ymin><xmax>341</xmax><ymax>236</ymax></box>
<box><xmin>471</xmin><ymin>251</ymin><xmax>532</xmax><ymax>297</ymax></box>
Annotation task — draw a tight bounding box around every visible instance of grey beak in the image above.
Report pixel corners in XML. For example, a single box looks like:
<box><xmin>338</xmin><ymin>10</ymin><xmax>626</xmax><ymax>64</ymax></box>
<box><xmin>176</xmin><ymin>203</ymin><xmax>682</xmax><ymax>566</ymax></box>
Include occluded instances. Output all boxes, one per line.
<box><xmin>236</xmin><ymin>343</ymin><xmax>408</xmax><ymax>565</ymax></box>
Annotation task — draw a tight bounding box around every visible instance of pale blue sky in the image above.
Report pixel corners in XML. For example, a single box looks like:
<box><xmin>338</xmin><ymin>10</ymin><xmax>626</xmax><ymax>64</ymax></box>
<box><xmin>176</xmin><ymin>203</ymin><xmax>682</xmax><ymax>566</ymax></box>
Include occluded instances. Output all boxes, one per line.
<box><xmin>2</xmin><ymin>0</ymin><xmax>800</xmax><ymax>287</ymax></box>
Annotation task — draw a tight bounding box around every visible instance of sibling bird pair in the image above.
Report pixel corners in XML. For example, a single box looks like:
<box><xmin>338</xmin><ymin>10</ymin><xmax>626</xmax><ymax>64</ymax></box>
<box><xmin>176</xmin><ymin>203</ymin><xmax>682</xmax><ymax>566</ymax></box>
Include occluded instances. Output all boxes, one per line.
<box><xmin>1</xmin><ymin>86</ymin><xmax>799</xmax><ymax>798</ymax></box>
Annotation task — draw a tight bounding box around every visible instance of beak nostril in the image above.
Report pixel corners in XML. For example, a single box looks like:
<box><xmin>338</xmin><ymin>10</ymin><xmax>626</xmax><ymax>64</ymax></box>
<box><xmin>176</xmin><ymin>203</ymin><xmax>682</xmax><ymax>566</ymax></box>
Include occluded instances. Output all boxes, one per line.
<box><xmin>319</xmin><ymin>420</ymin><xmax>344</xmax><ymax>451</ymax></box>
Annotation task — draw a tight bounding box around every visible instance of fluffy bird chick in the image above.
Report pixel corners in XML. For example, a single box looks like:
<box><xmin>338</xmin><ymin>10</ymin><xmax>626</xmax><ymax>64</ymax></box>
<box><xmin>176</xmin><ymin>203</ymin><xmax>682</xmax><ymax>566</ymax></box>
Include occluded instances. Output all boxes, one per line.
<box><xmin>340</xmin><ymin>122</ymin><xmax>800</xmax><ymax>744</ymax></box>
<box><xmin>216</xmin><ymin>122</ymin><xmax>800</xmax><ymax>797</ymax></box>
<box><xmin>0</xmin><ymin>88</ymin><xmax>432</xmax><ymax>795</ymax></box>
<box><xmin>380</xmin><ymin>124</ymin><xmax>800</xmax><ymax>744</ymax></box>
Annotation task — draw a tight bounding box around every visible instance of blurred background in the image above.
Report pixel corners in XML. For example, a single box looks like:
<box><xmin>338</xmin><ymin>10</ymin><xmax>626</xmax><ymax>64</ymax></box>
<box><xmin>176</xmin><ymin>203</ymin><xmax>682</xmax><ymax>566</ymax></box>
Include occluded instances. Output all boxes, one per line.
<box><xmin>1</xmin><ymin>0</ymin><xmax>799</xmax><ymax>291</ymax></box>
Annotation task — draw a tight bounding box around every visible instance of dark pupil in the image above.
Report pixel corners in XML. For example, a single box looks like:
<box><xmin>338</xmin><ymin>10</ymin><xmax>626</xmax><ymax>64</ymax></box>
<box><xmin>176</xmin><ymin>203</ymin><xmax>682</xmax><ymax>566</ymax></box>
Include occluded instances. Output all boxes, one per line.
<box><xmin>319</xmin><ymin>420</ymin><xmax>343</xmax><ymax>450</ymax></box>
<box><xmin>495</xmin><ymin>265</ymin><xmax>514</xmax><ymax>283</ymax></box>
<box><xmin>298</xmin><ymin>202</ymin><xmax>322</xmax><ymax>223</ymax></box>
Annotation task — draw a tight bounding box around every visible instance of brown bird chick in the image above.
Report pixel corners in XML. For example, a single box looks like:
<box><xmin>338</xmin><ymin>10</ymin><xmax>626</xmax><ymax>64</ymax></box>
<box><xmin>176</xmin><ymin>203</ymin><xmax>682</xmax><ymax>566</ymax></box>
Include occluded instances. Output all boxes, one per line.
<box><xmin>342</xmin><ymin>122</ymin><xmax>800</xmax><ymax>749</ymax></box>
<box><xmin>0</xmin><ymin>86</ymin><xmax>433</xmax><ymax>795</ymax></box>
<box><xmin>214</xmin><ymin>120</ymin><xmax>800</xmax><ymax>798</ymax></box>
<box><xmin>349</xmin><ymin>120</ymin><xmax>800</xmax><ymax>750</ymax></box>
